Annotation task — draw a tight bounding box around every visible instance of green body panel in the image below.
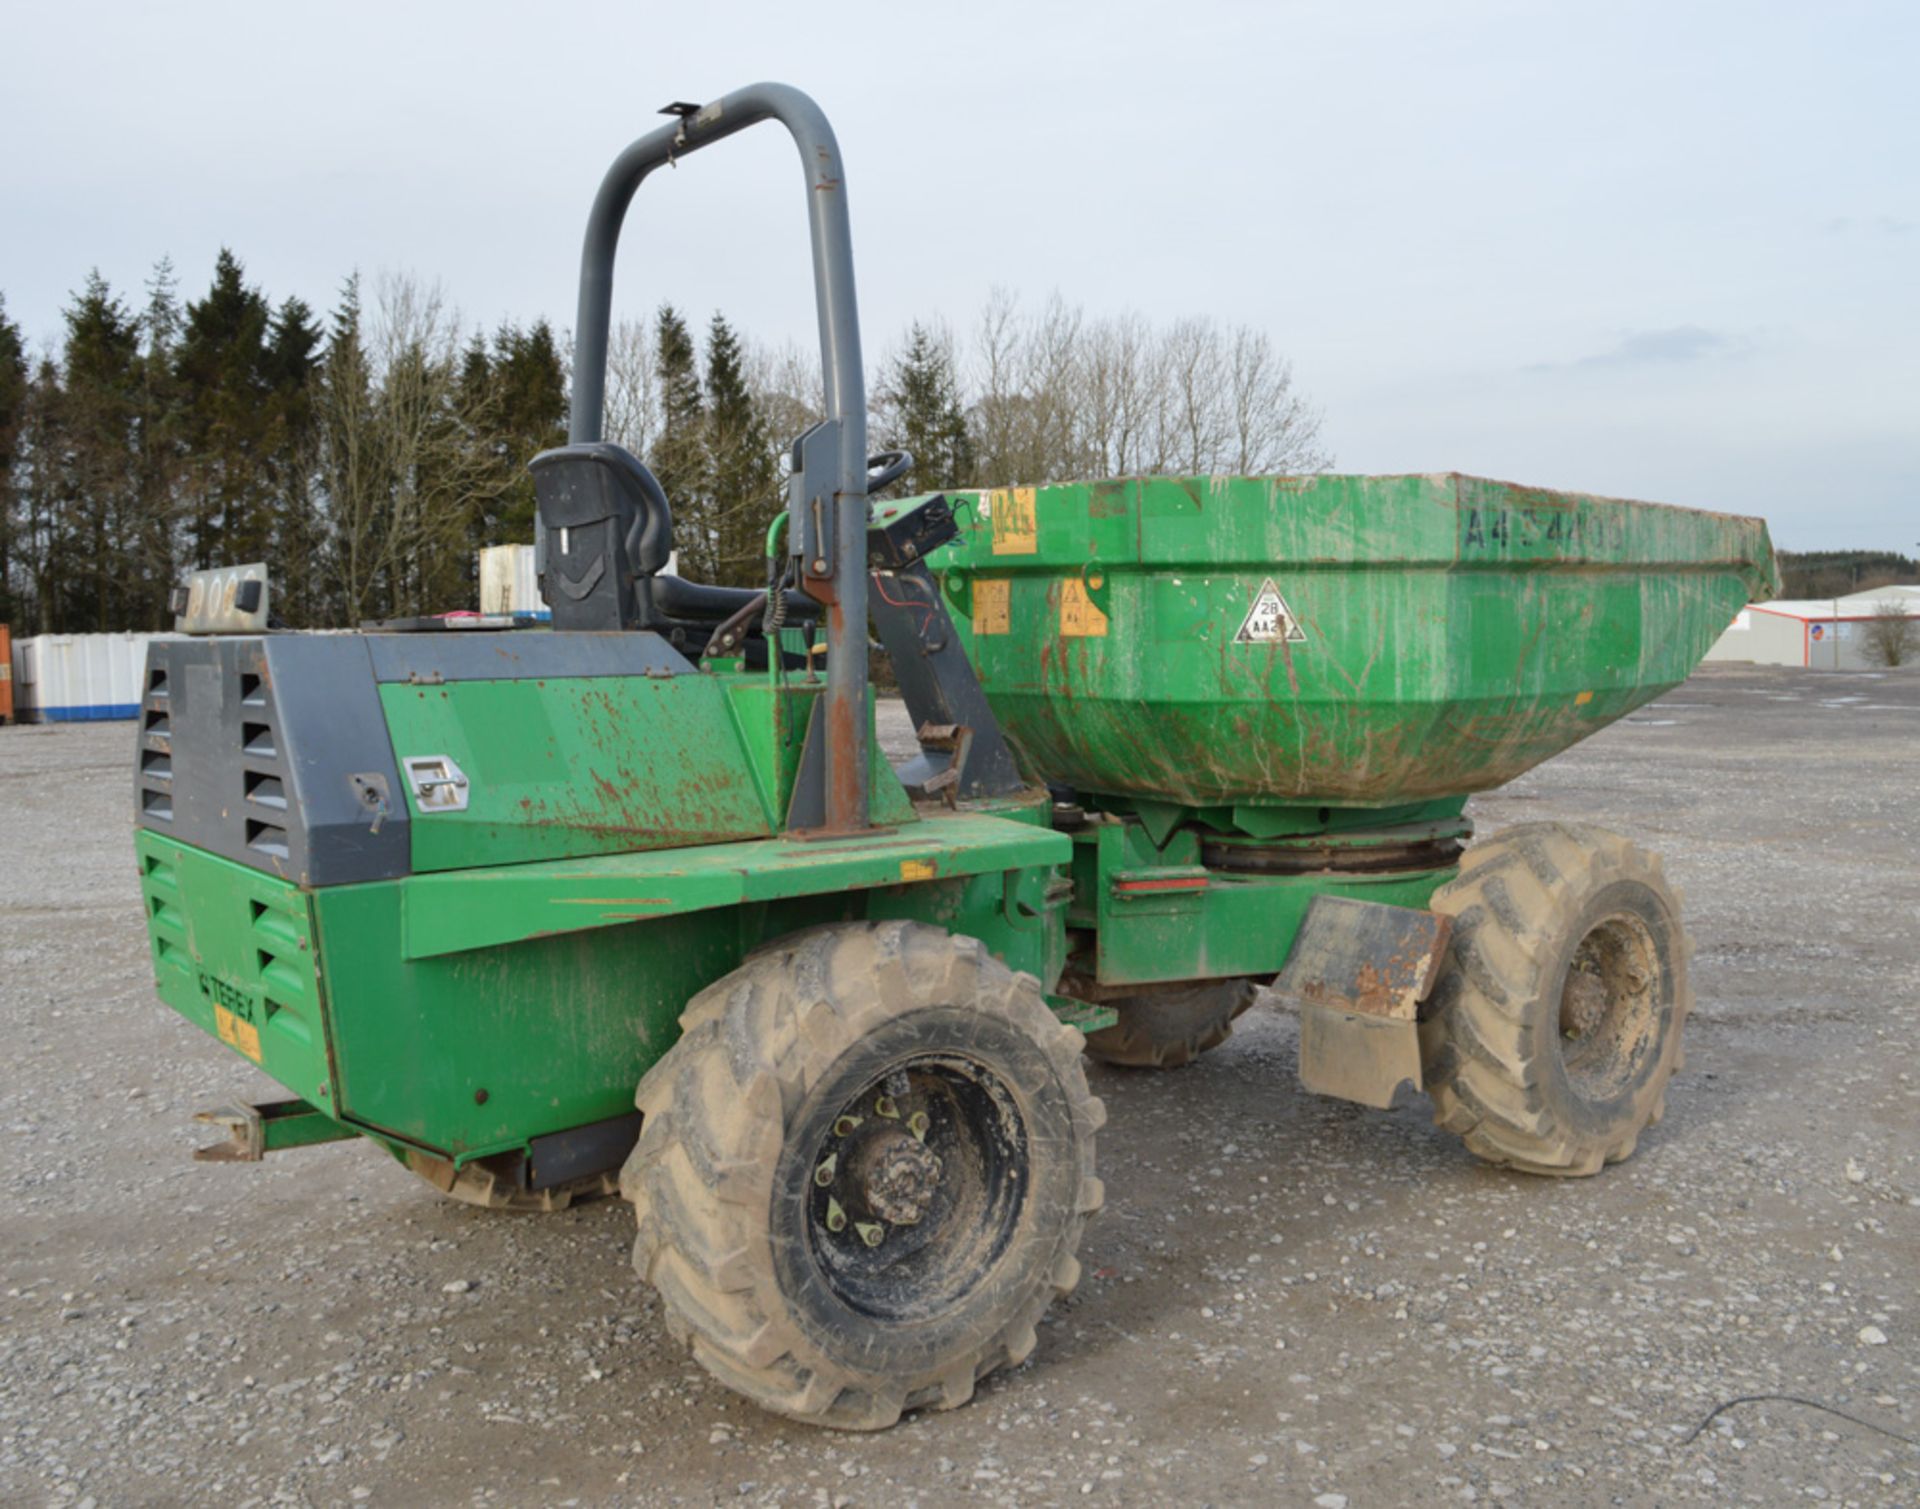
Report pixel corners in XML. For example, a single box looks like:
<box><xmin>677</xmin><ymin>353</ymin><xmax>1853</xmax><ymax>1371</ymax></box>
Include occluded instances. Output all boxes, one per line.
<box><xmin>394</xmin><ymin>810</ymin><xmax>1065</xmax><ymax>959</ymax></box>
<box><xmin>931</xmin><ymin>473</ymin><xmax>1777</xmax><ymax>811</ymax></box>
<box><xmin>323</xmin><ymin>853</ymin><xmax>1069</xmax><ymax>1159</ymax></box>
<box><xmin>138</xmin><ymin>831</ymin><xmax>336</xmax><ymax>1110</ymax></box>
<box><xmin>138</xmin><ymin>808</ymin><xmax>1070</xmax><ymax>1163</ymax></box>
<box><xmin>717</xmin><ymin>670</ymin><xmax>920</xmax><ymax>827</ymax></box>
<box><xmin>315</xmin><ymin>880</ymin><xmax>749</xmax><ymax>1155</ymax></box>
<box><xmin>864</xmin><ymin>851</ymin><xmax>1070</xmax><ymax>996</ymax></box>
<box><xmin>722</xmin><ymin>676</ymin><xmax>817</xmax><ymax>826</ymax></box>
<box><xmin>381</xmin><ymin>673</ymin><xmax>776</xmax><ymax>870</ymax></box>
<box><xmin>1065</xmin><ymin>816</ymin><xmax>1454</xmax><ymax>987</ymax></box>
<box><xmin>381</xmin><ymin>671</ymin><xmax>915</xmax><ymax>871</ymax></box>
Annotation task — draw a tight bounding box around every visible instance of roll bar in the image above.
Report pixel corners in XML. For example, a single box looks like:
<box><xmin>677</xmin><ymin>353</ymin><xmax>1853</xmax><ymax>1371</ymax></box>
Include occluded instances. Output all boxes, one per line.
<box><xmin>565</xmin><ymin>83</ymin><xmax>872</xmax><ymax>834</ymax></box>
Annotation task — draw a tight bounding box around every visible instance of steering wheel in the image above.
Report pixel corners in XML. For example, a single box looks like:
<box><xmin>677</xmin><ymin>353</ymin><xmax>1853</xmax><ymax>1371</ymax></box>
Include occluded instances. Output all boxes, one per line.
<box><xmin>866</xmin><ymin>450</ymin><xmax>914</xmax><ymax>493</ymax></box>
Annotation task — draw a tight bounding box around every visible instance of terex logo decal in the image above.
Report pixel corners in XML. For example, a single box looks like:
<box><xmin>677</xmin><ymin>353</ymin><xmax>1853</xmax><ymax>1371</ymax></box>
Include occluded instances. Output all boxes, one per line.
<box><xmin>199</xmin><ymin>971</ymin><xmax>263</xmax><ymax>1063</ymax></box>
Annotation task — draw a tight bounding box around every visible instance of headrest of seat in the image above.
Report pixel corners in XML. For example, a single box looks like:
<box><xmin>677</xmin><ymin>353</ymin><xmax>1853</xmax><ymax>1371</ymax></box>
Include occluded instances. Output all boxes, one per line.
<box><xmin>528</xmin><ymin>442</ymin><xmax>674</xmax><ymax>577</ymax></box>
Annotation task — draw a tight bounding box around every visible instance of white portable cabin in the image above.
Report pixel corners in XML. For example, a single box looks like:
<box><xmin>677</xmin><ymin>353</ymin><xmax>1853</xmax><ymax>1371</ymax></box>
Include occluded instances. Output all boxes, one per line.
<box><xmin>478</xmin><ymin>545</ymin><xmax>548</xmax><ymax>619</ymax></box>
<box><xmin>10</xmin><ymin>632</ymin><xmax>184</xmax><ymax>721</ymax></box>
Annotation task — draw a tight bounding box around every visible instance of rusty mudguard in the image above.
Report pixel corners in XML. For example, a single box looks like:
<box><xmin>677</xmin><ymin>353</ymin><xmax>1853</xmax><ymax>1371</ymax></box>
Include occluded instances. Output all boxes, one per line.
<box><xmin>1274</xmin><ymin>895</ymin><xmax>1452</xmax><ymax>1109</ymax></box>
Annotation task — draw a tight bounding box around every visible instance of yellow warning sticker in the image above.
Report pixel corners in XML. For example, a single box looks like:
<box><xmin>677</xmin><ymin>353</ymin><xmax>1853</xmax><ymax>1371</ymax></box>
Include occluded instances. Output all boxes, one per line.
<box><xmin>989</xmin><ymin>487</ymin><xmax>1038</xmax><ymax>554</ymax></box>
<box><xmin>899</xmin><ymin>859</ymin><xmax>937</xmax><ymax>882</ymax></box>
<box><xmin>973</xmin><ymin>578</ymin><xmax>1011</xmax><ymax>635</ymax></box>
<box><xmin>214</xmin><ymin>1003</ymin><xmax>263</xmax><ymax>1063</ymax></box>
<box><xmin>1060</xmin><ymin>578</ymin><xmax>1109</xmax><ymax>637</ymax></box>
<box><xmin>1574</xmin><ymin>690</ymin><xmax>1594</xmax><ymax>706</ymax></box>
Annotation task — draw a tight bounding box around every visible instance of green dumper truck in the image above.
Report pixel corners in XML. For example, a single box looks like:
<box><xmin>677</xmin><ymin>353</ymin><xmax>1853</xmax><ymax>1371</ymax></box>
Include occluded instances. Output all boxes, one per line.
<box><xmin>133</xmin><ymin>84</ymin><xmax>1777</xmax><ymax>1429</ymax></box>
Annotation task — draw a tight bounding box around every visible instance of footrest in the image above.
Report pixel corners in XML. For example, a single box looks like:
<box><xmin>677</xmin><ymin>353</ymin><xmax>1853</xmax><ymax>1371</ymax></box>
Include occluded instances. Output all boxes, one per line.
<box><xmin>1046</xmin><ymin>994</ymin><xmax>1120</xmax><ymax>1035</ymax></box>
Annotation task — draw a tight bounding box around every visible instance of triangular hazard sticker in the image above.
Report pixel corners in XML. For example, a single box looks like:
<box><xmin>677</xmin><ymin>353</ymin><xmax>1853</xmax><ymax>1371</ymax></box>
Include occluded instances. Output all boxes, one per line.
<box><xmin>1234</xmin><ymin>577</ymin><xmax>1307</xmax><ymax>644</ymax></box>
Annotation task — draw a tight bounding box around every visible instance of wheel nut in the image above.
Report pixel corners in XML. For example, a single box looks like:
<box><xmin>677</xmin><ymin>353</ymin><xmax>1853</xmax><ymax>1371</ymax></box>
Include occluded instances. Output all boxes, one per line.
<box><xmin>874</xmin><ymin>1095</ymin><xmax>899</xmax><ymax>1119</ymax></box>
<box><xmin>814</xmin><ymin>1154</ymin><xmax>837</xmax><ymax>1187</ymax></box>
<box><xmin>833</xmin><ymin>1115</ymin><xmax>863</xmax><ymax>1137</ymax></box>
<box><xmin>855</xmin><ymin>1221</ymin><xmax>885</xmax><ymax>1248</ymax></box>
<box><xmin>825</xmin><ymin>1197</ymin><xmax>847</xmax><ymax>1233</ymax></box>
<box><xmin>907</xmin><ymin>1111</ymin><xmax>930</xmax><ymax>1142</ymax></box>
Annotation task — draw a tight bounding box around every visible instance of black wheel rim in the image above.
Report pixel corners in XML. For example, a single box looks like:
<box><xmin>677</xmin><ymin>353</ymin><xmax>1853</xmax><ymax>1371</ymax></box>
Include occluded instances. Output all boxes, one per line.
<box><xmin>803</xmin><ymin>1053</ymin><xmax>1027</xmax><ymax>1322</ymax></box>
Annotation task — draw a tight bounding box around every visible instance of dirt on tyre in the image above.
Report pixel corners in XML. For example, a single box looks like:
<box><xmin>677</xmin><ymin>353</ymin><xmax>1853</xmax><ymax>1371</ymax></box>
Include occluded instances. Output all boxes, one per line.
<box><xmin>401</xmin><ymin>1148</ymin><xmax>617</xmax><ymax>1212</ymax></box>
<box><xmin>1419</xmin><ymin>822</ymin><xmax>1691</xmax><ymax>1176</ymax></box>
<box><xmin>622</xmin><ymin>920</ymin><xmax>1104</xmax><ymax>1430</ymax></box>
<box><xmin>1081</xmin><ymin>979</ymin><xmax>1261</xmax><ymax>1069</ymax></box>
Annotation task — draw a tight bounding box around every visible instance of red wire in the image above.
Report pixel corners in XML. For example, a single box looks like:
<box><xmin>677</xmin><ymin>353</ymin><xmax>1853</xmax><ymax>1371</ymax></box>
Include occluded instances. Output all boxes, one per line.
<box><xmin>871</xmin><ymin>572</ymin><xmax>937</xmax><ymax>634</ymax></box>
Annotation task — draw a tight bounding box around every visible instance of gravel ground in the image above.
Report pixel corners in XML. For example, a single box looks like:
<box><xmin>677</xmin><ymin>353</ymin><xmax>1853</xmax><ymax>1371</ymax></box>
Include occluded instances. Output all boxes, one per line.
<box><xmin>2</xmin><ymin>662</ymin><xmax>1917</xmax><ymax>1507</ymax></box>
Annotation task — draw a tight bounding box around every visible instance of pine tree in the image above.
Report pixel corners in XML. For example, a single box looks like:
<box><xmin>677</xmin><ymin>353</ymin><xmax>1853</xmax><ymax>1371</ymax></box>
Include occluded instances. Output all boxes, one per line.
<box><xmin>456</xmin><ymin>332</ymin><xmax>492</xmax><ymax>426</ymax></box>
<box><xmin>878</xmin><ymin>323</ymin><xmax>974</xmax><ymax>496</ymax></box>
<box><xmin>15</xmin><ymin>356</ymin><xmax>66</xmax><ymax>632</ymax></box>
<box><xmin>0</xmin><ymin>294</ymin><xmax>29</xmax><ymax>626</ymax></box>
<box><xmin>482</xmin><ymin>318</ymin><xmax>567</xmax><ymax>544</ymax></box>
<box><xmin>315</xmin><ymin>275</ymin><xmax>379</xmax><ymax>623</ymax></box>
<box><xmin>451</xmin><ymin>318</ymin><xmax>567</xmax><ymax>592</ymax></box>
<box><xmin>59</xmin><ymin>271</ymin><xmax>144</xmax><ymax>629</ymax></box>
<box><xmin>130</xmin><ymin>259</ymin><xmax>184</xmax><ymax>627</ymax></box>
<box><xmin>648</xmin><ymin>304</ymin><xmax>712</xmax><ymax>578</ymax></box>
<box><xmin>705</xmin><ymin>311</ymin><xmax>775</xmax><ymax>587</ymax></box>
<box><xmin>263</xmin><ymin>295</ymin><xmax>324</xmax><ymax>624</ymax></box>
<box><xmin>175</xmin><ymin>249</ymin><xmax>274</xmax><ymax>568</ymax></box>
<box><xmin>455</xmin><ymin>330</ymin><xmax>497</xmax><ymax>570</ymax></box>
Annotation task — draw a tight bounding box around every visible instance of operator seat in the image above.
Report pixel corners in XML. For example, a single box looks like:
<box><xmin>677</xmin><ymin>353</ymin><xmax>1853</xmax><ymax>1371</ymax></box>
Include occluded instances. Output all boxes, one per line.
<box><xmin>529</xmin><ymin>442</ymin><xmax>816</xmax><ymax>653</ymax></box>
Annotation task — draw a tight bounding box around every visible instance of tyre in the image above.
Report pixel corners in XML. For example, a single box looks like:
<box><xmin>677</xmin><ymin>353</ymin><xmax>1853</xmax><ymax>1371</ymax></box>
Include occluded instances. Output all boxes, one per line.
<box><xmin>1419</xmin><ymin>822</ymin><xmax>1691</xmax><ymax>1176</ymax></box>
<box><xmin>622</xmin><ymin>921</ymin><xmax>1104</xmax><ymax>1430</ymax></box>
<box><xmin>400</xmin><ymin>1148</ymin><xmax>617</xmax><ymax>1213</ymax></box>
<box><xmin>1081</xmin><ymin>979</ymin><xmax>1261</xmax><ymax>1069</ymax></box>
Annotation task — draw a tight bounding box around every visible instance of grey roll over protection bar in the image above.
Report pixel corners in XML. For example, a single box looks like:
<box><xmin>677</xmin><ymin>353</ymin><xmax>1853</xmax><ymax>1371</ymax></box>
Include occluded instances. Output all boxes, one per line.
<box><xmin>563</xmin><ymin>83</ymin><xmax>874</xmax><ymax>834</ymax></box>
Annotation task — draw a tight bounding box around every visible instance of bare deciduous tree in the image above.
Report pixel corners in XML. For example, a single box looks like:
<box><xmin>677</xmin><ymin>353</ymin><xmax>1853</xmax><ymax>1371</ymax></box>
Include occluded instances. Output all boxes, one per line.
<box><xmin>745</xmin><ymin>338</ymin><xmax>825</xmax><ymax>462</ymax></box>
<box><xmin>316</xmin><ymin>273</ymin><xmax>507</xmax><ymax>623</ymax></box>
<box><xmin>954</xmin><ymin>291</ymin><xmax>1330</xmax><ymax>488</ymax></box>
<box><xmin>601</xmin><ymin>292</ymin><xmax>1331</xmax><ymax>536</ymax></box>
<box><xmin>602</xmin><ymin>315</ymin><xmax>660</xmax><ymax>458</ymax></box>
<box><xmin>1226</xmin><ymin>325</ymin><xmax>1324</xmax><ymax>474</ymax></box>
<box><xmin>1081</xmin><ymin>311</ymin><xmax>1165</xmax><ymax>477</ymax></box>
<box><xmin>1862</xmin><ymin>598</ymin><xmax>1920</xmax><ymax>667</ymax></box>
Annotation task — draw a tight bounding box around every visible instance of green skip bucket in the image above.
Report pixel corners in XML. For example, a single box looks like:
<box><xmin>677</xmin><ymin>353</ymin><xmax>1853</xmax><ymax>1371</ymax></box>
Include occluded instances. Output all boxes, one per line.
<box><xmin>928</xmin><ymin>473</ymin><xmax>1776</xmax><ymax>811</ymax></box>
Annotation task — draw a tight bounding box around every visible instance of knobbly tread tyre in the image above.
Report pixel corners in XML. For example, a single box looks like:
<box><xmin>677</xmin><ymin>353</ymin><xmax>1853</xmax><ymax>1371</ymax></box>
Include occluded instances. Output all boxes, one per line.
<box><xmin>1419</xmin><ymin>822</ymin><xmax>1692</xmax><ymax>1177</ymax></box>
<box><xmin>622</xmin><ymin>920</ymin><xmax>1104</xmax><ymax>1430</ymax></box>
<box><xmin>1081</xmin><ymin>979</ymin><xmax>1262</xmax><ymax>1069</ymax></box>
<box><xmin>400</xmin><ymin>1149</ymin><xmax>618</xmax><ymax>1213</ymax></box>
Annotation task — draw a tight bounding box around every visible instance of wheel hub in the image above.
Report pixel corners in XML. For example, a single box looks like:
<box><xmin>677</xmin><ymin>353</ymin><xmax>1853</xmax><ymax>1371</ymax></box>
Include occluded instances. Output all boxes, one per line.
<box><xmin>854</xmin><ymin>1129</ymin><xmax>943</xmax><ymax>1226</ymax></box>
<box><xmin>801</xmin><ymin>1053</ymin><xmax>1029</xmax><ymax>1320</ymax></box>
<box><xmin>1560</xmin><ymin>968</ymin><xmax>1610</xmax><ymax>1040</ymax></box>
<box><xmin>1557</xmin><ymin>911</ymin><xmax>1663</xmax><ymax>1098</ymax></box>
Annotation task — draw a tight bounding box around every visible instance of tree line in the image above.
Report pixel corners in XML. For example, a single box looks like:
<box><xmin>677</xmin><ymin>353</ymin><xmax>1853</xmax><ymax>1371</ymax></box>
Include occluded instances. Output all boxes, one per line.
<box><xmin>1776</xmin><ymin>549</ymin><xmax>1918</xmax><ymax>600</ymax></box>
<box><xmin>0</xmin><ymin>255</ymin><xmax>1329</xmax><ymax>633</ymax></box>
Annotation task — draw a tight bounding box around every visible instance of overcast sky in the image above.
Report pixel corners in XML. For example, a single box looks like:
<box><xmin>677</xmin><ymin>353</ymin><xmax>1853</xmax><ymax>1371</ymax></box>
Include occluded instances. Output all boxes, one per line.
<box><xmin>5</xmin><ymin>0</ymin><xmax>1914</xmax><ymax>551</ymax></box>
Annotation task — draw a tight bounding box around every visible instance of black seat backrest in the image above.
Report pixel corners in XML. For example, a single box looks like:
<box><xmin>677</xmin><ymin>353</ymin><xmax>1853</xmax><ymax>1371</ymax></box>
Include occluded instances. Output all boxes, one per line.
<box><xmin>529</xmin><ymin>443</ymin><xmax>675</xmax><ymax>631</ymax></box>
